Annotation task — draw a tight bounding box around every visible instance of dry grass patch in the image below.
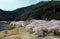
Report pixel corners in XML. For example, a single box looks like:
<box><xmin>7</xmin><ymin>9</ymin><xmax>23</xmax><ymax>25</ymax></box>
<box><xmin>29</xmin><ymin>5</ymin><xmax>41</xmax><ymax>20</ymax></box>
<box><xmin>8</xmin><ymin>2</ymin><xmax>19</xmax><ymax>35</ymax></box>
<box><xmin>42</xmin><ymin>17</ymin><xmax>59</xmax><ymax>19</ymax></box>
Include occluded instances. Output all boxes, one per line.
<box><xmin>0</xmin><ymin>32</ymin><xmax>6</xmax><ymax>38</ymax></box>
<box><xmin>1</xmin><ymin>28</ymin><xmax>19</xmax><ymax>37</ymax></box>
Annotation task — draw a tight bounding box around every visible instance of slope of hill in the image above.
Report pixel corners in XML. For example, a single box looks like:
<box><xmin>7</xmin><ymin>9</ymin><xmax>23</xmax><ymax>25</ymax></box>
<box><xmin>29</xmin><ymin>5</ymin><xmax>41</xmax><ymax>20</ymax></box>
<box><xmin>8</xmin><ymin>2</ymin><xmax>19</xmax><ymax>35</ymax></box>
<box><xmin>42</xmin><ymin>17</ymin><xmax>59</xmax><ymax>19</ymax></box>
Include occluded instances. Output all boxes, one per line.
<box><xmin>0</xmin><ymin>1</ymin><xmax>60</xmax><ymax>21</ymax></box>
<box><xmin>17</xmin><ymin>1</ymin><xmax>60</xmax><ymax>20</ymax></box>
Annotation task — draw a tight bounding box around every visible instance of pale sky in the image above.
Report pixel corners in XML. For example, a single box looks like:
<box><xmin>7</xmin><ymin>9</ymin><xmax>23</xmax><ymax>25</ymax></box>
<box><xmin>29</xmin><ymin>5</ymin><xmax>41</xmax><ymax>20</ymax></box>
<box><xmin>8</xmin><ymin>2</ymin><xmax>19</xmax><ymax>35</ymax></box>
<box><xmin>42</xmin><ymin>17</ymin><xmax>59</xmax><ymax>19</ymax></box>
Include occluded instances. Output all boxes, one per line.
<box><xmin>0</xmin><ymin>0</ymin><xmax>48</xmax><ymax>11</ymax></box>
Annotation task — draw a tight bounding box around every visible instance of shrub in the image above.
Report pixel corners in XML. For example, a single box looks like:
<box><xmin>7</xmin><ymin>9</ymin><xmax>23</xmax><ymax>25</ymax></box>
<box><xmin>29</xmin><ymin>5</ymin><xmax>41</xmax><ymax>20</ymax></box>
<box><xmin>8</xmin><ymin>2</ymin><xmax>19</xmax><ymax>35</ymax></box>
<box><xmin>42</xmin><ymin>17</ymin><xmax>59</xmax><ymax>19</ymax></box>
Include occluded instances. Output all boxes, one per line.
<box><xmin>8</xmin><ymin>25</ymin><xmax>16</xmax><ymax>30</ymax></box>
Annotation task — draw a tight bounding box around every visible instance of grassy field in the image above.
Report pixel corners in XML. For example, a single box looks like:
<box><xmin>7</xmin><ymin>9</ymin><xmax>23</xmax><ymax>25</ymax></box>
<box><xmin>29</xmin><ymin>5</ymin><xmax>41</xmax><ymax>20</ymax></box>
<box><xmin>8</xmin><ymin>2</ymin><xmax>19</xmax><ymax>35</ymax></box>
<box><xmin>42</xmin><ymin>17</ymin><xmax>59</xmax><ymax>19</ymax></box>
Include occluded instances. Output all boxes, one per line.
<box><xmin>18</xmin><ymin>27</ymin><xmax>35</xmax><ymax>39</ymax></box>
<box><xmin>0</xmin><ymin>24</ymin><xmax>35</xmax><ymax>39</ymax></box>
<box><xmin>8</xmin><ymin>24</ymin><xmax>35</xmax><ymax>39</ymax></box>
<box><xmin>1</xmin><ymin>24</ymin><xmax>60</xmax><ymax>39</ymax></box>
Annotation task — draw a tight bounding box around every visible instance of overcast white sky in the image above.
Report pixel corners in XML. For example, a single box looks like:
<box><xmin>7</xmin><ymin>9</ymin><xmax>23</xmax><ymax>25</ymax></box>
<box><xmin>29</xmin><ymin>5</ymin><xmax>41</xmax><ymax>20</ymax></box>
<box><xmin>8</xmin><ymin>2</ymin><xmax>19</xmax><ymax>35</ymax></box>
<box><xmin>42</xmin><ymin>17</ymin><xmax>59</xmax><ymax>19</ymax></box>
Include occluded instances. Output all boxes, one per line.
<box><xmin>0</xmin><ymin>0</ymin><xmax>48</xmax><ymax>11</ymax></box>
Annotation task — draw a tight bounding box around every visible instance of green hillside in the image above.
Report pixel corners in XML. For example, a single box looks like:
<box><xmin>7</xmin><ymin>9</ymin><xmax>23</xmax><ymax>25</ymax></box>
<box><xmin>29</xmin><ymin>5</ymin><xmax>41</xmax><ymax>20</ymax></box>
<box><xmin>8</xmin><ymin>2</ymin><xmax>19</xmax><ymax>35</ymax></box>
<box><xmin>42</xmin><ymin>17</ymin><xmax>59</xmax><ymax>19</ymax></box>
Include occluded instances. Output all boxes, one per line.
<box><xmin>0</xmin><ymin>1</ymin><xmax>60</xmax><ymax>21</ymax></box>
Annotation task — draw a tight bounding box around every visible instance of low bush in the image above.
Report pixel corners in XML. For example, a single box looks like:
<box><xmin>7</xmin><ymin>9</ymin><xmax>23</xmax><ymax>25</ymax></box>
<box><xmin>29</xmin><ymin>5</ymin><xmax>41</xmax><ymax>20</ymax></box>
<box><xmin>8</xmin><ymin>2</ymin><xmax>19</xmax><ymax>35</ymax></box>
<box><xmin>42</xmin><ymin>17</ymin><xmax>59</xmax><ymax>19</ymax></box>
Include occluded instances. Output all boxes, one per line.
<box><xmin>8</xmin><ymin>24</ymin><xmax>16</xmax><ymax>30</ymax></box>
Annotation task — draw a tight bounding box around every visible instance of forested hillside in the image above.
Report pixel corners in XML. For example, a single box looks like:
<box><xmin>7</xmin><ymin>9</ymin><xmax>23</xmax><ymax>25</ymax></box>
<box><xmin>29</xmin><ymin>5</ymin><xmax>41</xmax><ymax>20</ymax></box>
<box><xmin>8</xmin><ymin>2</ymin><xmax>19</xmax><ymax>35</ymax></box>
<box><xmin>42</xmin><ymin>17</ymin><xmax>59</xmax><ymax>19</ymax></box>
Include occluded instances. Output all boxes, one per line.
<box><xmin>0</xmin><ymin>1</ymin><xmax>60</xmax><ymax>21</ymax></box>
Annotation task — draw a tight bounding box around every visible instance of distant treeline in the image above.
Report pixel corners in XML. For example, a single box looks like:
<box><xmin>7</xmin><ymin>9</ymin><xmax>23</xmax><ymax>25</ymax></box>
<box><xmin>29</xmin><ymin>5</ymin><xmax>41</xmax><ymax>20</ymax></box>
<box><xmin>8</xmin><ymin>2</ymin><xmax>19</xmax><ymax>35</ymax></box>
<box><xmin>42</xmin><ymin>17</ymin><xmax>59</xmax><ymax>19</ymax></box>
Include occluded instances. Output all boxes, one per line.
<box><xmin>0</xmin><ymin>1</ymin><xmax>60</xmax><ymax>21</ymax></box>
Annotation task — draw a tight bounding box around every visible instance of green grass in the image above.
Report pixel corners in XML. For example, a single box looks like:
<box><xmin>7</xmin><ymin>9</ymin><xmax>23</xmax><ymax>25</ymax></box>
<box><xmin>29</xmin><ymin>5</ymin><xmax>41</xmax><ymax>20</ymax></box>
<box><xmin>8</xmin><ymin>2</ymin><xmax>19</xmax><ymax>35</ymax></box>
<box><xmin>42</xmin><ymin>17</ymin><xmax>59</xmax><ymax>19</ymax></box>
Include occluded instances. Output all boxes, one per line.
<box><xmin>18</xmin><ymin>27</ymin><xmax>35</xmax><ymax>39</ymax></box>
<box><xmin>5</xmin><ymin>24</ymin><xmax>16</xmax><ymax>30</ymax></box>
<box><xmin>0</xmin><ymin>24</ymin><xmax>35</xmax><ymax>39</ymax></box>
<box><xmin>1</xmin><ymin>24</ymin><xmax>60</xmax><ymax>39</ymax></box>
